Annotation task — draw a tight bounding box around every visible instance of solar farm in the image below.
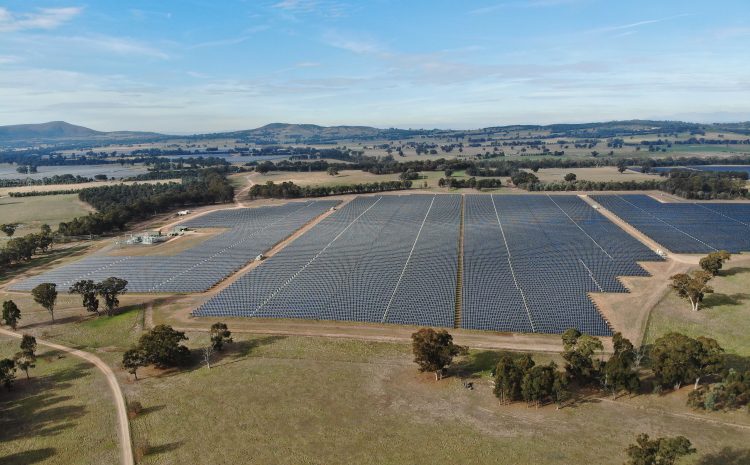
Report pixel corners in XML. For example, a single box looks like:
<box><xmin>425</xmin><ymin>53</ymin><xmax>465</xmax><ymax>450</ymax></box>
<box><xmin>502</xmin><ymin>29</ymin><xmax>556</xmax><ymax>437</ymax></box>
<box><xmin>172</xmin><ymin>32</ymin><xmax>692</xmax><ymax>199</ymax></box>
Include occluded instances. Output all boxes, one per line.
<box><xmin>592</xmin><ymin>194</ymin><xmax>750</xmax><ymax>253</ymax></box>
<box><xmin>12</xmin><ymin>200</ymin><xmax>338</xmax><ymax>293</ymax></box>
<box><xmin>14</xmin><ymin>192</ymin><xmax>750</xmax><ymax>337</ymax></box>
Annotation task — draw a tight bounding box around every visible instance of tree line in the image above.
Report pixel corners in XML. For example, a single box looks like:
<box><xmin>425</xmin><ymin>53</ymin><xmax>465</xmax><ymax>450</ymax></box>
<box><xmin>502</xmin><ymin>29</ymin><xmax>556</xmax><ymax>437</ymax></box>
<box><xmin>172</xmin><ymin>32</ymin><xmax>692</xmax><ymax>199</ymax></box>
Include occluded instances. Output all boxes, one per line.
<box><xmin>0</xmin><ymin>225</ymin><xmax>54</xmax><ymax>275</ymax></box>
<box><xmin>247</xmin><ymin>180</ymin><xmax>413</xmax><ymax>199</ymax></box>
<box><xmin>518</xmin><ymin>170</ymin><xmax>748</xmax><ymax>199</ymax></box>
<box><xmin>437</xmin><ymin>177</ymin><xmax>505</xmax><ymax>189</ymax></box>
<box><xmin>0</xmin><ymin>174</ymin><xmax>95</xmax><ymax>188</ymax></box>
<box><xmin>411</xmin><ymin>326</ymin><xmax>748</xmax><ymax>411</ymax></box>
<box><xmin>57</xmin><ymin>169</ymin><xmax>234</xmax><ymax>236</ymax></box>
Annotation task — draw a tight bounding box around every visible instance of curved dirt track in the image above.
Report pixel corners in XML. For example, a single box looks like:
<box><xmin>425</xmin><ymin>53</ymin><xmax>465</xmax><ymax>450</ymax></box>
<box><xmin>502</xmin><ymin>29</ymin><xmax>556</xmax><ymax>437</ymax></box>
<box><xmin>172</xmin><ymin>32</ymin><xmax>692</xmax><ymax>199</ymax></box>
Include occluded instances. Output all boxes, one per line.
<box><xmin>0</xmin><ymin>327</ymin><xmax>134</xmax><ymax>465</ymax></box>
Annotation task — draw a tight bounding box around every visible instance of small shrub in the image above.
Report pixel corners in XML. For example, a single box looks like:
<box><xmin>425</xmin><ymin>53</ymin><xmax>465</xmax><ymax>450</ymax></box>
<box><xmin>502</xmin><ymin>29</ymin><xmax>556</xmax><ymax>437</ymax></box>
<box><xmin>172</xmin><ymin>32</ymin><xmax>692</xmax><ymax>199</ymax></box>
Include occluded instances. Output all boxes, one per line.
<box><xmin>134</xmin><ymin>438</ymin><xmax>150</xmax><ymax>463</ymax></box>
<box><xmin>128</xmin><ymin>400</ymin><xmax>143</xmax><ymax>419</ymax></box>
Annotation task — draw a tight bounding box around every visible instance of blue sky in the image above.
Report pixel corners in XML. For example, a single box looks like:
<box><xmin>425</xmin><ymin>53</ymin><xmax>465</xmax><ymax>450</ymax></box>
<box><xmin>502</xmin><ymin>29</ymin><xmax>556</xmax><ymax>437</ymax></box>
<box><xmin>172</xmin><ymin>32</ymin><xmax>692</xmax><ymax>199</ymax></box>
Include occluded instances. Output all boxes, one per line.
<box><xmin>1</xmin><ymin>0</ymin><xmax>749</xmax><ymax>133</ymax></box>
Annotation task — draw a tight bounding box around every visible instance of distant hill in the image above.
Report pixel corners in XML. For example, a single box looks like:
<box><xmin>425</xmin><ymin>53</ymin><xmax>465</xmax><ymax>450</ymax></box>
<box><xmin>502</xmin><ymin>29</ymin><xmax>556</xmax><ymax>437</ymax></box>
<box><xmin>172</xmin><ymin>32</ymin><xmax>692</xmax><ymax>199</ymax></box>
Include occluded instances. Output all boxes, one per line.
<box><xmin>0</xmin><ymin>121</ymin><xmax>103</xmax><ymax>141</ymax></box>
<box><xmin>198</xmin><ymin>123</ymin><xmax>429</xmax><ymax>143</ymax></box>
<box><xmin>2</xmin><ymin>119</ymin><xmax>749</xmax><ymax>147</ymax></box>
<box><xmin>0</xmin><ymin>121</ymin><xmax>165</xmax><ymax>144</ymax></box>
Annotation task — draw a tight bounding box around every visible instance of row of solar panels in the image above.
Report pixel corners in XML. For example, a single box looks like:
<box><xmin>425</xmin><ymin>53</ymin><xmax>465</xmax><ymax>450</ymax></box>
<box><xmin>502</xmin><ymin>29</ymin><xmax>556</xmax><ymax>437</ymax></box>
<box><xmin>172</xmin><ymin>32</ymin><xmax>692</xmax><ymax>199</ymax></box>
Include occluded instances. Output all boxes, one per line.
<box><xmin>196</xmin><ymin>195</ymin><xmax>461</xmax><ymax>327</ymax></box>
<box><xmin>196</xmin><ymin>194</ymin><xmax>664</xmax><ymax>335</ymax></box>
<box><xmin>591</xmin><ymin>195</ymin><xmax>750</xmax><ymax>253</ymax></box>
<box><xmin>12</xmin><ymin>200</ymin><xmax>339</xmax><ymax>292</ymax></box>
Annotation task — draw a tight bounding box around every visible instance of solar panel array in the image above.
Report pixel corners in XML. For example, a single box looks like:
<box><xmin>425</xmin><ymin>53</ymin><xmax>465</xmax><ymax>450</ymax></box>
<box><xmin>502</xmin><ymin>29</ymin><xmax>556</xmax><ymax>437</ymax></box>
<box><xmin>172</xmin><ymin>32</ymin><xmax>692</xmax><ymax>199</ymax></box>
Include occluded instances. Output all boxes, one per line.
<box><xmin>591</xmin><ymin>194</ymin><xmax>750</xmax><ymax>253</ymax></box>
<box><xmin>195</xmin><ymin>195</ymin><xmax>460</xmax><ymax>327</ymax></box>
<box><xmin>197</xmin><ymin>194</ymin><xmax>662</xmax><ymax>336</ymax></box>
<box><xmin>461</xmin><ymin>195</ymin><xmax>662</xmax><ymax>336</ymax></box>
<box><xmin>12</xmin><ymin>201</ymin><xmax>337</xmax><ymax>293</ymax></box>
<box><xmin>14</xmin><ymin>192</ymin><xmax>683</xmax><ymax>335</ymax></box>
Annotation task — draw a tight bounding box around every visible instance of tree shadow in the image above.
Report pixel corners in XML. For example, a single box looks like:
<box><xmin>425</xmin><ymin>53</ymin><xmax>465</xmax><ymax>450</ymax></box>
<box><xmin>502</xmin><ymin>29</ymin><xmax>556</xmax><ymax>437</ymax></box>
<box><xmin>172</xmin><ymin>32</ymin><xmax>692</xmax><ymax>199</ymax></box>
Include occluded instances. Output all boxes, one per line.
<box><xmin>20</xmin><ymin>314</ymin><xmax>85</xmax><ymax>330</ymax></box>
<box><xmin>146</xmin><ymin>440</ymin><xmax>184</xmax><ymax>456</ymax></box>
<box><xmin>451</xmin><ymin>350</ymin><xmax>529</xmax><ymax>379</ymax></box>
<box><xmin>231</xmin><ymin>335</ymin><xmax>286</xmax><ymax>358</ymax></box>
<box><xmin>140</xmin><ymin>404</ymin><xmax>166</xmax><ymax>416</ymax></box>
<box><xmin>702</xmin><ymin>293</ymin><xmax>750</xmax><ymax>308</ymax></box>
<box><xmin>0</xmin><ymin>447</ymin><xmax>56</xmax><ymax>465</ymax></box>
<box><xmin>0</xmin><ymin>362</ymin><xmax>91</xmax><ymax>444</ymax></box>
<box><xmin>452</xmin><ymin>351</ymin><xmax>499</xmax><ymax>378</ymax></box>
<box><xmin>695</xmin><ymin>448</ymin><xmax>750</xmax><ymax>465</ymax></box>
<box><xmin>720</xmin><ymin>266</ymin><xmax>750</xmax><ymax>277</ymax></box>
<box><xmin>208</xmin><ymin>335</ymin><xmax>287</xmax><ymax>368</ymax></box>
<box><xmin>723</xmin><ymin>354</ymin><xmax>750</xmax><ymax>372</ymax></box>
<box><xmin>155</xmin><ymin>335</ymin><xmax>286</xmax><ymax>377</ymax></box>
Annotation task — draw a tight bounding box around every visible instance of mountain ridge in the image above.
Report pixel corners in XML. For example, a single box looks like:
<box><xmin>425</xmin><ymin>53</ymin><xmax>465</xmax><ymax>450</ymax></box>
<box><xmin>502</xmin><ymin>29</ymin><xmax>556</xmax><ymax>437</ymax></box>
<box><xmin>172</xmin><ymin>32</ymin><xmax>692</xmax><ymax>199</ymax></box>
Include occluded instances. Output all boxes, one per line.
<box><xmin>2</xmin><ymin>119</ymin><xmax>750</xmax><ymax>144</ymax></box>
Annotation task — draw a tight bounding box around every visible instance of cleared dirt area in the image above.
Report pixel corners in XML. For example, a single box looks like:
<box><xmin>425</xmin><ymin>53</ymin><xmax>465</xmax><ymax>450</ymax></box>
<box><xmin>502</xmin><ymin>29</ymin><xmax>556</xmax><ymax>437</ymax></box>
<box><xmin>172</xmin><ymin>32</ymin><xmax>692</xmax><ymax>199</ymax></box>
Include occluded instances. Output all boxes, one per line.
<box><xmin>107</xmin><ymin>228</ymin><xmax>227</xmax><ymax>257</ymax></box>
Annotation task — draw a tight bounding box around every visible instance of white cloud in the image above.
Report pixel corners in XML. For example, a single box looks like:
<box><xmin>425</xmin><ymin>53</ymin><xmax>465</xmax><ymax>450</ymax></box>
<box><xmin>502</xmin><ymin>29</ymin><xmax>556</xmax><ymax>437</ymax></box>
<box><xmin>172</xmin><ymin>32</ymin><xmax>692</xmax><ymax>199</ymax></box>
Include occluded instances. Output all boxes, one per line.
<box><xmin>322</xmin><ymin>30</ymin><xmax>383</xmax><ymax>55</ymax></box>
<box><xmin>0</xmin><ymin>55</ymin><xmax>21</xmax><ymax>64</ymax></box>
<box><xmin>587</xmin><ymin>14</ymin><xmax>691</xmax><ymax>34</ymax></box>
<box><xmin>271</xmin><ymin>0</ymin><xmax>350</xmax><ymax>18</ymax></box>
<box><xmin>189</xmin><ymin>25</ymin><xmax>270</xmax><ymax>49</ymax></box>
<box><xmin>37</xmin><ymin>34</ymin><xmax>170</xmax><ymax>59</ymax></box>
<box><xmin>469</xmin><ymin>0</ymin><xmax>585</xmax><ymax>15</ymax></box>
<box><xmin>0</xmin><ymin>6</ymin><xmax>82</xmax><ymax>32</ymax></box>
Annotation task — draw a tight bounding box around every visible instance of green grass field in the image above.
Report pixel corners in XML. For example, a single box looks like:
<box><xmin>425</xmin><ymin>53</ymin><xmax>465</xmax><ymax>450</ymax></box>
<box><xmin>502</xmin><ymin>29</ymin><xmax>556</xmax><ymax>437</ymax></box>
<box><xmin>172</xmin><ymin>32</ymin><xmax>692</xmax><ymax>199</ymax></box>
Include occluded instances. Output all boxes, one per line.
<box><xmin>0</xmin><ymin>336</ymin><xmax>119</xmax><ymax>465</ymax></box>
<box><xmin>644</xmin><ymin>257</ymin><xmax>750</xmax><ymax>357</ymax></box>
<box><xmin>121</xmin><ymin>332</ymin><xmax>749</xmax><ymax>465</ymax></box>
<box><xmin>0</xmin><ymin>194</ymin><xmax>91</xmax><ymax>240</ymax></box>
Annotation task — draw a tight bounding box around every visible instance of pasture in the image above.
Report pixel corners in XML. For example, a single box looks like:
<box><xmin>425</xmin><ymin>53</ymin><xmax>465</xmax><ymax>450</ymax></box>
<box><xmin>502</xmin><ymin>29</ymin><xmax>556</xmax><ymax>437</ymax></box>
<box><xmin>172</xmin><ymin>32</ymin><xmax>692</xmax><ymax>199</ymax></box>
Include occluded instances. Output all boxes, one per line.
<box><xmin>122</xmin><ymin>332</ymin><xmax>750</xmax><ymax>465</ymax></box>
<box><xmin>644</xmin><ymin>254</ymin><xmax>750</xmax><ymax>357</ymax></box>
<box><xmin>0</xmin><ymin>335</ymin><xmax>119</xmax><ymax>465</ymax></box>
<box><xmin>0</xmin><ymin>194</ymin><xmax>91</xmax><ymax>240</ymax></box>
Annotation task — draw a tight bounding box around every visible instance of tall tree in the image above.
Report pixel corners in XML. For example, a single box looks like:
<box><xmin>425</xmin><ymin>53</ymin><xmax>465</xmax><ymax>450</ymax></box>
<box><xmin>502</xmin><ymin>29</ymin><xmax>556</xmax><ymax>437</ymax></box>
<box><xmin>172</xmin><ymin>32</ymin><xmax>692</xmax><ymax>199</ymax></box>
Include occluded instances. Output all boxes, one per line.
<box><xmin>625</xmin><ymin>433</ymin><xmax>695</xmax><ymax>465</ymax></box>
<box><xmin>552</xmin><ymin>371</ymin><xmax>571</xmax><ymax>409</ymax></box>
<box><xmin>13</xmin><ymin>351</ymin><xmax>35</xmax><ymax>380</ymax></box>
<box><xmin>669</xmin><ymin>271</ymin><xmax>713</xmax><ymax>312</ymax></box>
<box><xmin>521</xmin><ymin>362</ymin><xmax>557</xmax><ymax>407</ymax></box>
<box><xmin>651</xmin><ymin>333</ymin><xmax>724</xmax><ymax>390</ymax></box>
<box><xmin>561</xmin><ymin>328</ymin><xmax>603</xmax><ymax>385</ymax></box>
<box><xmin>0</xmin><ymin>358</ymin><xmax>16</xmax><ymax>390</ymax></box>
<box><xmin>2</xmin><ymin>300</ymin><xmax>21</xmax><ymax>330</ymax></box>
<box><xmin>616</xmin><ymin>159</ymin><xmax>628</xmax><ymax>173</ymax></box>
<box><xmin>209</xmin><ymin>322</ymin><xmax>233</xmax><ymax>351</ymax></box>
<box><xmin>699</xmin><ymin>251</ymin><xmax>731</xmax><ymax>276</ymax></box>
<box><xmin>137</xmin><ymin>325</ymin><xmax>190</xmax><ymax>368</ymax></box>
<box><xmin>411</xmin><ymin>328</ymin><xmax>462</xmax><ymax>381</ymax></box>
<box><xmin>122</xmin><ymin>348</ymin><xmax>147</xmax><ymax>380</ymax></box>
<box><xmin>602</xmin><ymin>333</ymin><xmax>640</xmax><ymax>398</ymax></box>
<box><xmin>20</xmin><ymin>334</ymin><xmax>36</xmax><ymax>357</ymax></box>
<box><xmin>31</xmin><ymin>283</ymin><xmax>57</xmax><ymax>323</ymax></box>
<box><xmin>97</xmin><ymin>277</ymin><xmax>128</xmax><ymax>316</ymax></box>
<box><xmin>70</xmin><ymin>280</ymin><xmax>100</xmax><ymax>316</ymax></box>
<box><xmin>493</xmin><ymin>354</ymin><xmax>531</xmax><ymax>403</ymax></box>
